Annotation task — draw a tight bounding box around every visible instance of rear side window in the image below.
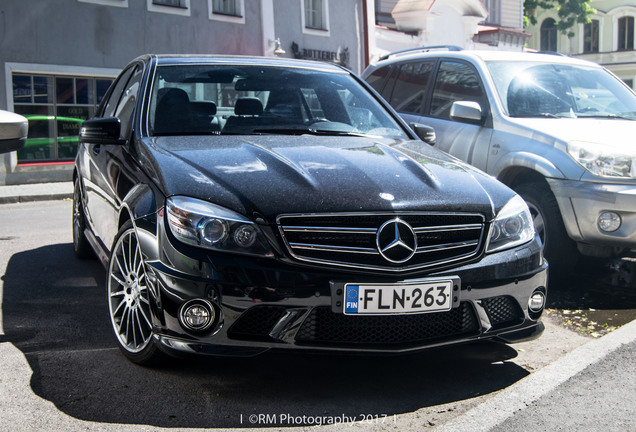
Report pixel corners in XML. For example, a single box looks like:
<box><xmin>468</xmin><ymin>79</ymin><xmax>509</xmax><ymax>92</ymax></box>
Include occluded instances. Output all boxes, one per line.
<box><xmin>389</xmin><ymin>61</ymin><xmax>434</xmax><ymax>115</ymax></box>
<box><xmin>365</xmin><ymin>66</ymin><xmax>392</xmax><ymax>94</ymax></box>
<box><xmin>429</xmin><ymin>61</ymin><xmax>486</xmax><ymax>120</ymax></box>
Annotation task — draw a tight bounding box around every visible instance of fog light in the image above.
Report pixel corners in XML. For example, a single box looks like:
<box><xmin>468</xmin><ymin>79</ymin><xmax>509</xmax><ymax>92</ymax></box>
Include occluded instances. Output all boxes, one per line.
<box><xmin>598</xmin><ymin>212</ymin><xmax>621</xmax><ymax>232</ymax></box>
<box><xmin>528</xmin><ymin>291</ymin><xmax>546</xmax><ymax>313</ymax></box>
<box><xmin>179</xmin><ymin>299</ymin><xmax>216</xmax><ymax>332</ymax></box>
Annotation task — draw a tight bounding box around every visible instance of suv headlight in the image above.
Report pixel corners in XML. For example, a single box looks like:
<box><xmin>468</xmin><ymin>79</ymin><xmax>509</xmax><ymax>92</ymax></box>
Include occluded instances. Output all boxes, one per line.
<box><xmin>486</xmin><ymin>195</ymin><xmax>535</xmax><ymax>253</ymax></box>
<box><xmin>568</xmin><ymin>141</ymin><xmax>636</xmax><ymax>179</ymax></box>
<box><xmin>166</xmin><ymin>196</ymin><xmax>274</xmax><ymax>257</ymax></box>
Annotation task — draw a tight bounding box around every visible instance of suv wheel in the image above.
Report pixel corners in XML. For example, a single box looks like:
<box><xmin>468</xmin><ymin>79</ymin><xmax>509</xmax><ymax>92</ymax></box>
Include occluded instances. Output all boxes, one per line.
<box><xmin>515</xmin><ymin>182</ymin><xmax>578</xmax><ymax>274</ymax></box>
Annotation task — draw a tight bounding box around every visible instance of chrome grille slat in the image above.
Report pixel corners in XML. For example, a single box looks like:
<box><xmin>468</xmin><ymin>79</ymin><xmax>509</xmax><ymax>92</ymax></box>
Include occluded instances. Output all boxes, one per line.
<box><xmin>288</xmin><ymin>243</ymin><xmax>379</xmax><ymax>254</ymax></box>
<box><xmin>282</xmin><ymin>226</ymin><xmax>377</xmax><ymax>234</ymax></box>
<box><xmin>277</xmin><ymin>212</ymin><xmax>486</xmax><ymax>272</ymax></box>
<box><xmin>416</xmin><ymin>240</ymin><xmax>480</xmax><ymax>253</ymax></box>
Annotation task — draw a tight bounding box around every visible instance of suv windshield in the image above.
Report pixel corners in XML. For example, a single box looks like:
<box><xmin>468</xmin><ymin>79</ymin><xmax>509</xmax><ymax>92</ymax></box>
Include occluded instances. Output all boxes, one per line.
<box><xmin>148</xmin><ymin>64</ymin><xmax>409</xmax><ymax>139</ymax></box>
<box><xmin>487</xmin><ymin>61</ymin><xmax>636</xmax><ymax>120</ymax></box>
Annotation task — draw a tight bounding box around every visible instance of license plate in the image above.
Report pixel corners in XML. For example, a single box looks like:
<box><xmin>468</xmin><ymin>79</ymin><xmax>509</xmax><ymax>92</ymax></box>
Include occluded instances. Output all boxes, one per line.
<box><xmin>343</xmin><ymin>280</ymin><xmax>454</xmax><ymax>315</ymax></box>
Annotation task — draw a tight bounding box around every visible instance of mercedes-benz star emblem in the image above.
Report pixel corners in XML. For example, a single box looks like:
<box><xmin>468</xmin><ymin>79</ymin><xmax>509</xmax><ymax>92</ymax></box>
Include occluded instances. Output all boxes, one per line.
<box><xmin>376</xmin><ymin>218</ymin><xmax>417</xmax><ymax>264</ymax></box>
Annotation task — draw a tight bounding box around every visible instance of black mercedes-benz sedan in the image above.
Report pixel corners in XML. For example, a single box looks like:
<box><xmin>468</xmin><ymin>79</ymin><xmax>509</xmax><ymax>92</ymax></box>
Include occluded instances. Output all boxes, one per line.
<box><xmin>73</xmin><ymin>54</ymin><xmax>547</xmax><ymax>365</ymax></box>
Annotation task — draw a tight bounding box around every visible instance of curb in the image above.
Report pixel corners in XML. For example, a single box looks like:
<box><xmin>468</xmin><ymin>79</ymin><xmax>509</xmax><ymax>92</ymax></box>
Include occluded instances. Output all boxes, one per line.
<box><xmin>0</xmin><ymin>193</ymin><xmax>72</xmax><ymax>204</ymax></box>
<box><xmin>434</xmin><ymin>317</ymin><xmax>636</xmax><ymax>431</ymax></box>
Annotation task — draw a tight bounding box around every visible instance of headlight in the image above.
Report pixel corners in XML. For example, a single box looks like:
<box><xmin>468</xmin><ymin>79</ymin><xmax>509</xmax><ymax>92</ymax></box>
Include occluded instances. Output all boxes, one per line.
<box><xmin>486</xmin><ymin>195</ymin><xmax>535</xmax><ymax>253</ymax></box>
<box><xmin>568</xmin><ymin>141</ymin><xmax>636</xmax><ymax>178</ymax></box>
<box><xmin>166</xmin><ymin>196</ymin><xmax>274</xmax><ymax>257</ymax></box>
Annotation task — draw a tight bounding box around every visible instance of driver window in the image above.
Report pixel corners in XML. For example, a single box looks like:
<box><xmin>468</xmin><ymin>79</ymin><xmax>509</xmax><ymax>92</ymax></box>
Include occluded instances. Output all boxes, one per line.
<box><xmin>101</xmin><ymin>67</ymin><xmax>135</xmax><ymax>118</ymax></box>
<box><xmin>429</xmin><ymin>61</ymin><xmax>486</xmax><ymax>120</ymax></box>
<box><xmin>115</xmin><ymin>66</ymin><xmax>142</xmax><ymax>138</ymax></box>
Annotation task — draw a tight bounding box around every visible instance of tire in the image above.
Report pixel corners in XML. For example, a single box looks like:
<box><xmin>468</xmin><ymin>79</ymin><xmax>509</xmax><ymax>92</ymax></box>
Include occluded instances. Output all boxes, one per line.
<box><xmin>72</xmin><ymin>179</ymin><xmax>95</xmax><ymax>259</ymax></box>
<box><xmin>108</xmin><ymin>221</ymin><xmax>167</xmax><ymax>365</ymax></box>
<box><xmin>515</xmin><ymin>182</ymin><xmax>579</xmax><ymax>275</ymax></box>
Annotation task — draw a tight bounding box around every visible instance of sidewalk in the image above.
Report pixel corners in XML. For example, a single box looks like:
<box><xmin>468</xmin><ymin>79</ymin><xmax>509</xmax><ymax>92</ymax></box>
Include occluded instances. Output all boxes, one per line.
<box><xmin>0</xmin><ymin>181</ymin><xmax>73</xmax><ymax>204</ymax></box>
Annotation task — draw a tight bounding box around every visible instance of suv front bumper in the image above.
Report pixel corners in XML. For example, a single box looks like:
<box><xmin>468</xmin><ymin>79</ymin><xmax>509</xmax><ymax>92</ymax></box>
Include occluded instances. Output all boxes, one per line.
<box><xmin>549</xmin><ymin>178</ymin><xmax>636</xmax><ymax>254</ymax></box>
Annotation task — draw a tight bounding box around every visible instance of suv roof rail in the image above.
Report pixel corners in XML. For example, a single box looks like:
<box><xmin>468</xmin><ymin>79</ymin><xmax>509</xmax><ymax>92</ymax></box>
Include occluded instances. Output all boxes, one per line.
<box><xmin>379</xmin><ymin>45</ymin><xmax>463</xmax><ymax>61</ymax></box>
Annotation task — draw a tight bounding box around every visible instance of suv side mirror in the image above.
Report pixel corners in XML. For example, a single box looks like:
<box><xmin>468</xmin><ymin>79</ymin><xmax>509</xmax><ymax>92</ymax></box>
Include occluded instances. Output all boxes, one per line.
<box><xmin>79</xmin><ymin>117</ymin><xmax>127</xmax><ymax>145</ymax></box>
<box><xmin>450</xmin><ymin>101</ymin><xmax>483</xmax><ymax>124</ymax></box>
<box><xmin>410</xmin><ymin>123</ymin><xmax>436</xmax><ymax>145</ymax></box>
<box><xmin>0</xmin><ymin>110</ymin><xmax>28</xmax><ymax>154</ymax></box>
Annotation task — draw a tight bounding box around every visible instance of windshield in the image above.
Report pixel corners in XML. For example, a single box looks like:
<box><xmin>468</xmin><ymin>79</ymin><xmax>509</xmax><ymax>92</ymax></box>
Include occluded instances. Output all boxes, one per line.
<box><xmin>148</xmin><ymin>64</ymin><xmax>409</xmax><ymax>139</ymax></box>
<box><xmin>487</xmin><ymin>61</ymin><xmax>636</xmax><ymax>120</ymax></box>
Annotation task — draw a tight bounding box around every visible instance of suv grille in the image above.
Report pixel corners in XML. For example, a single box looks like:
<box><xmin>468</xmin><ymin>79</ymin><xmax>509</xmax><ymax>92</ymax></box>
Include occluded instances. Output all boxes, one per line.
<box><xmin>278</xmin><ymin>213</ymin><xmax>485</xmax><ymax>271</ymax></box>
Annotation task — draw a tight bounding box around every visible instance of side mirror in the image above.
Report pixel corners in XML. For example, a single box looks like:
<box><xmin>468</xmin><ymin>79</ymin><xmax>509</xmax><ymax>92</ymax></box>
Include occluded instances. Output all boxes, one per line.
<box><xmin>79</xmin><ymin>117</ymin><xmax>127</xmax><ymax>145</ymax></box>
<box><xmin>410</xmin><ymin>123</ymin><xmax>436</xmax><ymax>145</ymax></box>
<box><xmin>450</xmin><ymin>101</ymin><xmax>483</xmax><ymax>124</ymax></box>
<box><xmin>0</xmin><ymin>110</ymin><xmax>28</xmax><ymax>154</ymax></box>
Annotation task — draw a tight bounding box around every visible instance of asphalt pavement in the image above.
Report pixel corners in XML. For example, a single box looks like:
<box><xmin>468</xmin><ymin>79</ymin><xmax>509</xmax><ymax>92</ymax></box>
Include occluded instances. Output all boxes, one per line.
<box><xmin>1</xmin><ymin>181</ymin><xmax>635</xmax><ymax>431</ymax></box>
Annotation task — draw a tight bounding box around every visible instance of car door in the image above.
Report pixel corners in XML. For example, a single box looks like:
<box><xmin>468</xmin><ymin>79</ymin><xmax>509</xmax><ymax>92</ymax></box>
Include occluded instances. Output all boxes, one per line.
<box><xmin>395</xmin><ymin>59</ymin><xmax>493</xmax><ymax>172</ymax></box>
<box><xmin>81</xmin><ymin>64</ymin><xmax>143</xmax><ymax>252</ymax></box>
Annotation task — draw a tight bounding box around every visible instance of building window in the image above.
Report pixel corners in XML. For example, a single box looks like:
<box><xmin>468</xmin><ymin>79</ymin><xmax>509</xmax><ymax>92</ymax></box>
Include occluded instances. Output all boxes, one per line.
<box><xmin>213</xmin><ymin>0</ymin><xmax>241</xmax><ymax>16</ymax></box>
<box><xmin>540</xmin><ymin>18</ymin><xmax>557</xmax><ymax>52</ymax></box>
<box><xmin>77</xmin><ymin>0</ymin><xmax>128</xmax><ymax>7</ymax></box>
<box><xmin>209</xmin><ymin>0</ymin><xmax>244</xmax><ymax>24</ymax></box>
<box><xmin>618</xmin><ymin>16</ymin><xmax>634</xmax><ymax>51</ymax></box>
<box><xmin>153</xmin><ymin>0</ymin><xmax>184</xmax><ymax>6</ymax></box>
<box><xmin>484</xmin><ymin>0</ymin><xmax>501</xmax><ymax>26</ymax></box>
<box><xmin>302</xmin><ymin>0</ymin><xmax>329</xmax><ymax>36</ymax></box>
<box><xmin>583</xmin><ymin>19</ymin><xmax>599</xmax><ymax>53</ymax></box>
<box><xmin>12</xmin><ymin>73</ymin><xmax>113</xmax><ymax>163</ymax></box>
<box><xmin>147</xmin><ymin>0</ymin><xmax>190</xmax><ymax>16</ymax></box>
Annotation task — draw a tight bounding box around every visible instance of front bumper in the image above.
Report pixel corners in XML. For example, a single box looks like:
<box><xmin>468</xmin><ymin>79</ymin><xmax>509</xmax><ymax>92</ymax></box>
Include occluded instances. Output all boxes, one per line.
<box><xmin>140</xmin><ymin>220</ymin><xmax>547</xmax><ymax>357</ymax></box>
<box><xmin>549</xmin><ymin>178</ymin><xmax>636</xmax><ymax>252</ymax></box>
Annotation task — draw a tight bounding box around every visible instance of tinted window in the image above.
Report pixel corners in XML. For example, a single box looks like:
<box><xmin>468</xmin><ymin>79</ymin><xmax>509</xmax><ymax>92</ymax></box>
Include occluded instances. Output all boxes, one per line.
<box><xmin>389</xmin><ymin>61</ymin><xmax>434</xmax><ymax>114</ymax></box>
<box><xmin>102</xmin><ymin>67</ymin><xmax>135</xmax><ymax>118</ymax></box>
<box><xmin>115</xmin><ymin>66</ymin><xmax>143</xmax><ymax>138</ymax></box>
<box><xmin>430</xmin><ymin>61</ymin><xmax>485</xmax><ymax>120</ymax></box>
<box><xmin>365</xmin><ymin>66</ymin><xmax>392</xmax><ymax>94</ymax></box>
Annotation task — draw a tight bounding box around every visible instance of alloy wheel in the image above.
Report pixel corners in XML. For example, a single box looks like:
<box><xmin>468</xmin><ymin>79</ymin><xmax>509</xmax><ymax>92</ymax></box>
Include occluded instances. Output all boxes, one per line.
<box><xmin>108</xmin><ymin>227</ymin><xmax>153</xmax><ymax>353</ymax></box>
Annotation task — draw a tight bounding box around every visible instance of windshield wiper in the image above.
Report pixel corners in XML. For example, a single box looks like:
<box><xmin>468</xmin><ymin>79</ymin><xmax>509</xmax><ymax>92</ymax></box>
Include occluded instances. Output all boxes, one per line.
<box><xmin>576</xmin><ymin>114</ymin><xmax>636</xmax><ymax>120</ymax></box>
<box><xmin>510</xmin><ymin>113</ymin><xmax>566</xmax><ymax>119</ymax></box>
<box><xmin>251</xmin><ymin>128</ymin><xmax>370</xmax><ymax>137</ymax></box>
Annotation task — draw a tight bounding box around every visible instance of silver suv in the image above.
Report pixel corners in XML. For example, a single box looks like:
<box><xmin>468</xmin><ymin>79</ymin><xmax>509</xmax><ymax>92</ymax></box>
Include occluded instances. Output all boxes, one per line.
<box><xmin>363</xmin><ymin>48</ymin><xmax>636</xmax><ymax>271</ymax></box>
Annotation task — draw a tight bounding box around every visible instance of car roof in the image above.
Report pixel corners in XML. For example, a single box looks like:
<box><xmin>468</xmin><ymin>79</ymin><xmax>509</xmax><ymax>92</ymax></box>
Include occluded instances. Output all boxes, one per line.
<box><xmin>138</xmin><ymin>54</ymin><xmax>349</xmax><ymax>73</ymax></box>
<box><xmin>370</xmin><ymin>49</ymin><xmax>602</xmax><ymax>70</ymax></box>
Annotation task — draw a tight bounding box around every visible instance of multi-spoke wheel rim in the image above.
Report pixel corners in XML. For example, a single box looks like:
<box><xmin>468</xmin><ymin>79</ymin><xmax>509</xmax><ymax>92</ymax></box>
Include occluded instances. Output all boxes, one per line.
<box><xmin>108</xmin><ymin>228</ymin><xmax>153</xmax><ymax>353</ymax></box>
<box><xmin>72</xmin><ymin>184</ymin><xmax>83</xmax><ymax>248</ymax></box>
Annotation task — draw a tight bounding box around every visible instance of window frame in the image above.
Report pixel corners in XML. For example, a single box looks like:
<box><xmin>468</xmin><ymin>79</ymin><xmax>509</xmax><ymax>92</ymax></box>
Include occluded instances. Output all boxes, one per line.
<box><xmin>209</xmin><ymin>0</ymin><xmax>245</xmax><ymax>24</ymax></box>
<box><xmin>8</xmin><ymin>66</ymin><xmax>117</xmax><ymax>162</ymax></box>
<box><xmin>301</xmin><ymin>0</ymin><xmax>330</xmax><ymax>37</ymax></box>
<box><xmin>540</xmin><ymin>18</ymin><xmax>558</xmax><ymax>52</ymax></box>
<box><xmin>617</xmin><ymin>16</ymin><xmax>635</xmax><ymax>51</ymax></box>
<box><xmin>77</xmin><ymin>0</ymin><xmax>128</xmax><ymax>7</ymax></box>
<box><xmin>147</xmin><ymin>0</ymin><xmax>191</xmax><ymax>16</ymax></box>
<box><xmin>583</xmin><ymin>19</ymin><xmax>600</xmax><ymax>53</ymax></box>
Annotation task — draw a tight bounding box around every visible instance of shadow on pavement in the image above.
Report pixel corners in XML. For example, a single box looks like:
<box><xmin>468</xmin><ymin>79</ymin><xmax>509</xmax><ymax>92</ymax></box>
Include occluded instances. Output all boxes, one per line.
<box><xmin>1</xmin><ymin>244</ymin><xmax>530</xmax><ymax>428</ymax></box>
<box><xmin>548</xmin><ymin>257</ymin><xmax>636</xmax><ymax>332</ymax></box>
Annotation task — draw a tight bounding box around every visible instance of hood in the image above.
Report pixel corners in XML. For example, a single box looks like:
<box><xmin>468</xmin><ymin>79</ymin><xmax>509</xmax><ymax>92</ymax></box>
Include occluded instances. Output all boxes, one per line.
<box><xmin>509</xmin><ymin>117</ymin><xmax>636</xmax><ymax>149</ymax></box>
<box><xmin>139</xmin><ymin>135</ymin><xmax>510</xmax><ymax>222</ymax></box>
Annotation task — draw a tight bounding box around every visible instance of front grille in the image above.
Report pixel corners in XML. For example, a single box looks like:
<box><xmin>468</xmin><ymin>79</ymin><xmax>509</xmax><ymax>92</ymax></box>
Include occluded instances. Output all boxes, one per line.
<box><xmin>482</xmin><ymin>296</ymin><xmax>523</xmax><ymax>329</ymax></box>
<box><xmin>227</xmin><ymin>306</ymin><xmax>288</xmax><ymax>341</ymax></box>
<box><xmin>295</xmin><ymin>303</ymin><xmax>479</xmax><ymax>347</ymax></box>
<box><xmin>278</xmin><ymin>213</ymin><xmax>485</xmax><ymax>271</ymax></box>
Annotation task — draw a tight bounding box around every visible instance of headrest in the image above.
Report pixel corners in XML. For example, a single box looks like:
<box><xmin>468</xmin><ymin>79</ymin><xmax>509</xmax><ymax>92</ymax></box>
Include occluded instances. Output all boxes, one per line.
<box><xmin>234</xmin><ymin>97</ymin><xmax>263</xmax><ymax>116</ymax></box>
